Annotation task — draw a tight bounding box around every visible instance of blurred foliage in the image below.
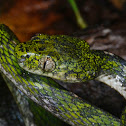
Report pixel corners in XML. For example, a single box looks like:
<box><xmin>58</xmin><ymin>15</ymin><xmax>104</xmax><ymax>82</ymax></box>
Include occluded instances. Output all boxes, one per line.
<box><xmin>110</xmin><ymin>0</ymin><xmax>126</xmax><ymax>9</ymax></box>
<box><xmin>68</xmin><ymin>0</ymin><xmax>87</xmax><ymax>29</ymax></box>
<box><xmin>0</xmin><ymin>0</ymin><xmax>126</xmax><ymax>42</ymax></box>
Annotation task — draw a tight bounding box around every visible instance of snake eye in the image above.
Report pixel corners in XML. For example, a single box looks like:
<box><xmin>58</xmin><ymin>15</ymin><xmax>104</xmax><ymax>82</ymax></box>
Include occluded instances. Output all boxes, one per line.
<box><xmin>39</xmin><ymin>56</ymin><xmax>55</xmax><ymax>72</ymax></box>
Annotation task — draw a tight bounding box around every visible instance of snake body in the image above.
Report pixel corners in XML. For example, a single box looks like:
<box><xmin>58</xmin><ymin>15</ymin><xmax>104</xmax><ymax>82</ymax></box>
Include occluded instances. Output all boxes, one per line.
<box><xmin>0</xmin><ymin>24</ymin><xmax>126</xmax><ymax>125</ymax></box>
<box><xmin>15</xmin><ymin>33</ymin><xmax>126</xmax><ymax>99</ymax></box>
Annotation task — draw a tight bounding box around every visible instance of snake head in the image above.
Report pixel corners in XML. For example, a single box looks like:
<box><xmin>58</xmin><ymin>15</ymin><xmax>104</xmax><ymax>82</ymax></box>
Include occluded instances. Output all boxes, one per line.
<box><xmin>14</xmin><ymin>34</ymin><xmax>99</xmax><ymax>83</ymax></box>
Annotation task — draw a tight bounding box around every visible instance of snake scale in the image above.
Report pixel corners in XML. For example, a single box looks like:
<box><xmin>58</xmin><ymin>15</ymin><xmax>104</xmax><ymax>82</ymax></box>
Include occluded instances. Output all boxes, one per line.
<box><xmin>0</xmin><ymin>24</ymin><xmax>126</xmax><ymax>125</ymax></box>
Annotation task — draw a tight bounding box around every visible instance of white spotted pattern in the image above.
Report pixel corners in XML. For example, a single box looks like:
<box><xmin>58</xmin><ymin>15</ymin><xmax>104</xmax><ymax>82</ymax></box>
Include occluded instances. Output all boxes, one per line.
<box><xmin>96</xmin><ymin>74</ymin><xmax>126</xmax><ymax>99</ymax></box>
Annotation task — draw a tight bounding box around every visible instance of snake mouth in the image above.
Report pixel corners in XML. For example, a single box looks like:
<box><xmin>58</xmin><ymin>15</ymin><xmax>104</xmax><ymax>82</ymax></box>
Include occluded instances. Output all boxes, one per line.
<box><xmin>39</xmin><ymin>56</ymin><xmax>55</xmax><ymax>72</ymax></box>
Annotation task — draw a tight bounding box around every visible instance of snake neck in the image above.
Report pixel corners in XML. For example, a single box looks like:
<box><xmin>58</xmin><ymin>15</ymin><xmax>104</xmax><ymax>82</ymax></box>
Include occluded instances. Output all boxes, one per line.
<box><xmin>96</xmin><ymin>52</ymin><xmax>126</xmax><ymax>99</ymax></box>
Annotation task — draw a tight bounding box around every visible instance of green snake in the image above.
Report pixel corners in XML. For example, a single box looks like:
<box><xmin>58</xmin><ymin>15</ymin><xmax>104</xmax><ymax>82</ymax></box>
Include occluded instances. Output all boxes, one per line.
<box><xmin>0</xmin><ymin>24</ymin><xmax>126</xmax><ymax>125</ymax></box>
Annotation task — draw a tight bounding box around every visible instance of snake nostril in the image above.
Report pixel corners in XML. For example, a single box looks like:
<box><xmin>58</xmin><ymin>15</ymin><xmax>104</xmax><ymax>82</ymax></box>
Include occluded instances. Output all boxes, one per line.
<box><xmin>26</xmin><ymin>55</ymin><xmax>30</xmax><ymax>58</ymax></box>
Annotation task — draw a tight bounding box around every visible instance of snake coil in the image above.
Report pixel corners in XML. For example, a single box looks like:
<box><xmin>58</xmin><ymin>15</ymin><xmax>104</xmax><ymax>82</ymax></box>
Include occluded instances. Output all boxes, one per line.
<box><xmin>0</xmin><ymin>24</ymin><xmax>126</xmax><ymax>126</ymax></box>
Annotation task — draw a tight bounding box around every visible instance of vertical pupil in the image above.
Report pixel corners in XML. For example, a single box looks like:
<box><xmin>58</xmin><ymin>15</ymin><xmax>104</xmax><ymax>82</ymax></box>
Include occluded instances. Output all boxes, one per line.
<box><xmin>43</xmin><ymin>61</ymin><xmax>46</xmax><ymax>70</ymax></box>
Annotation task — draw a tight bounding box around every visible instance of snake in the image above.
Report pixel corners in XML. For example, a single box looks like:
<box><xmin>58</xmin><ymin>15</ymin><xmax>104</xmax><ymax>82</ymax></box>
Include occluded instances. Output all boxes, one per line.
<box><xmin>0</xmin><ymin>24</ymin><xmax>126</xmax><ymax>126</ymax></box>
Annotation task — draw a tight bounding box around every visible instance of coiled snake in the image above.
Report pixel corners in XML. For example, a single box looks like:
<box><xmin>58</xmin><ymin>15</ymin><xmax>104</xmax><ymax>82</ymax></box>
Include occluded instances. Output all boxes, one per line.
<box><xmin>0</xmin><ymin>24</ymin><xmax>126</xmax><ymax>125</ymax></box>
